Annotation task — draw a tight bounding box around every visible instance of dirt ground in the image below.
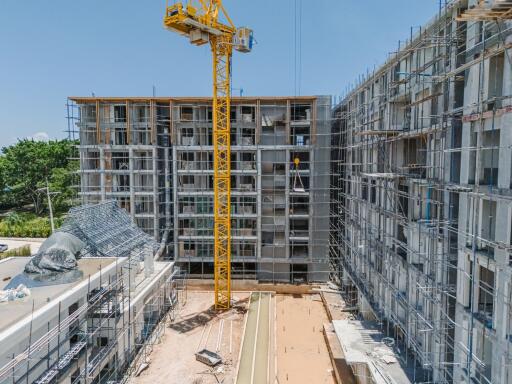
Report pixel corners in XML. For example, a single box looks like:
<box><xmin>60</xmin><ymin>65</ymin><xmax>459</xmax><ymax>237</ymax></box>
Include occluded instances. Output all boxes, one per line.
<box><xmin>275</xmin><ymin>294</ymin><xmax>336</xmax><ymax>384</ymax></box>
<box><xmin>131</xmin><ymin>291</ymin><xmax>249</xmax><ymax>384</ymax></box>
<box><xmin>131</xmin><ymin>290</ymin><xmax>342</xmax><ymax>384</ymax></box>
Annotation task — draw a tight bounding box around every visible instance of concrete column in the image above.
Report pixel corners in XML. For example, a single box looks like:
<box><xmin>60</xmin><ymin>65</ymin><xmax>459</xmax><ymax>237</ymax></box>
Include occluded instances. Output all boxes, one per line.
<box><xmin>498</xmin><ymin>40</ymin><xmax>512</xmax><ymax>189</ymax></box>
<box><xmin>309</xmin><ymin>148</ymin><xmax>314</xmax><ymax>262</ymax></box>
<box><xmin>172</xmin><ymin>147</ymin><xmax>179</xmax><ymax>260</ymax></box>
<box><xmin>460</xmin><ymin>123</ymin><xmax>472</xmax><ymax>184</ymax></box>
<box><xmin>164</xmin><ymin>148</ymin><xmax>171</xmax><ymax>236</ymax></box>
<box><xmin>99</xmin><ymin>147</ymin><xmax>106</xmax><ymax>202</ymax></box>
<box><xmin>256</xmin><ymin>148</ymin><xmax>262</xmax><ymax>260</ymax></box>
<box><xmin>129</xmin><ymin>148</ymin><xmax>135</xmax><ymax>222</ymax></box>
<box><xmin>153</xmin><ymin>147</ymin><xmax>159</xmax><ymax>239</ymax></box>
<box><xmin>498</xmin><ymin>112</ymin><xmax>512</xmax><ymax>189</ymax></box>
<box><xmin>144</xmin><ymin>244</ymin><xmax>155</xmax><ymax>277</ymax></box>
<box><xmin>285</xmin><ymin>149</ymin><xmax>290</xmax><ymax>260</ymax></box>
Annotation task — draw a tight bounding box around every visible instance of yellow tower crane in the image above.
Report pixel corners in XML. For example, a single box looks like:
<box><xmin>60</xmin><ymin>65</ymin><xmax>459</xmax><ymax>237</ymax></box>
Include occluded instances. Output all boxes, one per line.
<box><xmin>163</xmin><ymin>1</ymin><xmax>253</xmax><ymax>309</ymax></box>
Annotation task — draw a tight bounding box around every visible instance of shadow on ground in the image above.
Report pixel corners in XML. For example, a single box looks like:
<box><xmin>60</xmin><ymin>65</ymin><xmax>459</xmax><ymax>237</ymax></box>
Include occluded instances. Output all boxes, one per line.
<box><xmin>169</xmin><ymin>297</ymin><xmax>249</xmax><ymax>334</ymax></box>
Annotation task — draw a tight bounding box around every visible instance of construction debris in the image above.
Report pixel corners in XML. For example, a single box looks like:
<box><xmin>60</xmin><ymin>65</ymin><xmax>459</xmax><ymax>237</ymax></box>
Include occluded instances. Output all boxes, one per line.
<box><xmin>0</xmin><ymin>284</ymin><xmax>30</xmax><ymax>302</ymax></box>
<box><xmin>195</xmin><ymin>350</ymin><xmax>222</xmax><ymax>367</ymax></box>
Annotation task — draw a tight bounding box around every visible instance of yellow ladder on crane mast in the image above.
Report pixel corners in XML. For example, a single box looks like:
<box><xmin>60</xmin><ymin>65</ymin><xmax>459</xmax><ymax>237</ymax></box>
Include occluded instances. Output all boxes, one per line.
<box><xmin>163</xmin><ymin>0</ymin><xmax>253</xmax><ymax>309</ymax></box>
<box><xmin>212</xmin><ymin>32</ymin><xmax>232</xmax><ymax>309</ymax></box>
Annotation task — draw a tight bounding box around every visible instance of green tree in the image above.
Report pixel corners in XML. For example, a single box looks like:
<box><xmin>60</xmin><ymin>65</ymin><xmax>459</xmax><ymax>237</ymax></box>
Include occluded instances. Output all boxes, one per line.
<box><xmin>5</xmin><ymin>212</ymin><xmax>22</xmax><ymax>227</ymax></box>
<box><xmin>0</xmin><ymin>139</ymin><xmax>78</xmax><ymax>215</ymax></box>
<box><xmin>48</xmin><ymin>161</ymin><xmax>78</xmax><ymax>213</ymax></box>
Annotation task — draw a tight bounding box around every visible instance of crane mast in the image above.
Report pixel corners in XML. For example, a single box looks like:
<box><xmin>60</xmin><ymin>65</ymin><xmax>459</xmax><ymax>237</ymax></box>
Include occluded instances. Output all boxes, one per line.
<box><xmin>164</xmin><ymin>0</ymin><xmax>253</xmax><ymax>309</ymax></box>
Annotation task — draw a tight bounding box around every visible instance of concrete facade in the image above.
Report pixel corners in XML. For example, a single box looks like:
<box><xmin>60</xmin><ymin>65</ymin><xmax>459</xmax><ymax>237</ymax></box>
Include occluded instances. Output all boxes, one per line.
<box><xmin>72</xmin><ymin>96</ymin><xmax>332</xmax><ymax>283</ymax></box>
<box><xmin>332</xmin><ymin>1</ymin><xmax>512</xmax><ymax>383</ymax></box>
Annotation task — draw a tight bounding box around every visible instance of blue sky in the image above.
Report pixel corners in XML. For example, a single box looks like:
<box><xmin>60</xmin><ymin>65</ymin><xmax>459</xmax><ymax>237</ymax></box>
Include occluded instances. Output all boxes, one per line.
<box><xmin>0</xmin><ymin>1</ymin><xmax>440</xmax><ymax>145</ymax></box>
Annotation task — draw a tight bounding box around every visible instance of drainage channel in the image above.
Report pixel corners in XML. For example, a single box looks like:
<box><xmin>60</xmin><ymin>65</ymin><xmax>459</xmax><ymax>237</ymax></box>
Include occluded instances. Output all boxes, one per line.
<box><xmin>236</xmin><ymin>292</ymin><xmax>272</xmax><ymax>384</ymax></box>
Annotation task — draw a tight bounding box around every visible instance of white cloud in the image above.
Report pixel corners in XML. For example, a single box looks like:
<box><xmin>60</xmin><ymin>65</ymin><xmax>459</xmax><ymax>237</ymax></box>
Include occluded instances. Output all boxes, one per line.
<box><xmin>31</xmin><ymin>132</ymin><xmax>50</xmax><ymax>142</ymax></box>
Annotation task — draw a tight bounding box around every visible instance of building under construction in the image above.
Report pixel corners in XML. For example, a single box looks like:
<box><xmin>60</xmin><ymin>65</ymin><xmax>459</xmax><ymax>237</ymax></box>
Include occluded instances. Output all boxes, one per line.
<box><xmin>70</xmin><ymin>96</ymin><xmax>332</xmax><ymax>283</ymax></box>
<box><xmin>331</xmin><ymin>1</ymin><xmax>512</xmax><ymax>383</ymax></box>
<box><xmin>60</xmin><ymin>0</ymin><xmax>512</xmax><ymax>382</ymax></box>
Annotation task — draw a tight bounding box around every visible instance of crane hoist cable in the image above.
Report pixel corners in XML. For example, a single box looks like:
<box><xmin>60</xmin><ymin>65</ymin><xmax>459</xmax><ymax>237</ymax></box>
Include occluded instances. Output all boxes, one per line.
<box><xmin>292</xmin><ymin>158</ymin><xmax>305</xmax><ymax>193</ymax></box>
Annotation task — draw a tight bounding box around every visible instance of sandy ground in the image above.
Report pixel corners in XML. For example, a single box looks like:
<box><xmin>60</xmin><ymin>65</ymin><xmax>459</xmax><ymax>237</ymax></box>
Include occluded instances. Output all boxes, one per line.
<box><xmin>130</xmin><ymin>289</ymin><xmax>347</xmax><ymax>384</ymax></box>
<box><xmin>275</xmin><ymin>294</ymin><xmax>336</xmax><ymax>384</ymax></box>
<box><xmin>0</xmin><ymin>237</ymin><xmax>45</xmax><ymax>255</ymax></box>
<box><xmin>131</xmin><ymin>291</ymin><xmax>249</xmax><ymax>384</ymax></box>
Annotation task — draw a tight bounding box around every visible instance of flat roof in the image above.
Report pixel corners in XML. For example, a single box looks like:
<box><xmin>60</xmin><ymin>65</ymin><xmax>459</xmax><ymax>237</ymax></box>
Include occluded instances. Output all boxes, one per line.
<box><xmin>69</xmin><ymin>96</ymin><xmax>321</xmax><ymax>103</ymax></box>
<box><xmin>130</xmin><ymin>260</ymin><xmax>173</xmax><ymax>300</ymax></box>
<box><xmin>0</xmin><ymin>257</ymin><xmax>117</xmax><ymax>331</ymax></box>
<box><xmin>332</xmin><ymin>320</ymin><xmax>411</xmax><ymax>384</ymax></box>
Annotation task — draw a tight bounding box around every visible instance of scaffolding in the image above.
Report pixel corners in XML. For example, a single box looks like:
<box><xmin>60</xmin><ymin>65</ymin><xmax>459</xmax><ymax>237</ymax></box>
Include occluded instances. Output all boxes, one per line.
<box><xmin>68</xmin><ymin>96</ymin><xmax>335</xmax><ymax>284</ymax></box>
<box><xmin>330</xmin><ymin>1</ymin><xmax>512</xmax><ymax>383</ymax></box>
<box><xmin>63</xmin><ymin>2</ymin><xmax>512</xmax><ymax>381</ymax></box>
<box><xmin>0</xmin><ymin>256</ymin><xmax>181</xmax><ymax>384</ymax></box>
<box><xmin>57</xmin><ymin>201</ymin><xmax>160</xmax><ymax>259</ymax></box>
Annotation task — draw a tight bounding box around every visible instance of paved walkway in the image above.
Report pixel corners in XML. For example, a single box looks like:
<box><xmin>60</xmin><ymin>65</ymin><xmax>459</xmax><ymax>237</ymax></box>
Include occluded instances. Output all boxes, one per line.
<box><xmin>0</xmin><ymin>237</ymin><xmax>45</xmax><ymax>255</ymax></box>
<box><xmin>236</xmin><ymin>292</ymin><xmax>273</xmax><ymax>384</ymax></box>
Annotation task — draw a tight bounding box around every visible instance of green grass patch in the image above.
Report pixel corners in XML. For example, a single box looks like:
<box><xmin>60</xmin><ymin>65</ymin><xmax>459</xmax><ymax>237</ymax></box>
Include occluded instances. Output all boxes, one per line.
<box><xmin>1</xmin><ymin>245</ymin><xmax>31</xmax><ymax>258</ymax></box>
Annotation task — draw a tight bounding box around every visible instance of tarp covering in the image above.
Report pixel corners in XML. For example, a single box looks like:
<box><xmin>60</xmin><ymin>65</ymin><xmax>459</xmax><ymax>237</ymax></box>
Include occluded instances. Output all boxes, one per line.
<box><xmin>25</xmin><ymin>232</ymin><xmax>85</xmax><ymax>274</ymax></box>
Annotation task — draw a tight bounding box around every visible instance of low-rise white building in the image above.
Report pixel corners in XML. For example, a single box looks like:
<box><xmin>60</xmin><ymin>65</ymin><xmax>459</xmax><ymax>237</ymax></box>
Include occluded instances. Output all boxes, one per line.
<box><xmin>0</xmin><ymin>256</ymin><xmax>176</xmax><ymax>384</ymax></box>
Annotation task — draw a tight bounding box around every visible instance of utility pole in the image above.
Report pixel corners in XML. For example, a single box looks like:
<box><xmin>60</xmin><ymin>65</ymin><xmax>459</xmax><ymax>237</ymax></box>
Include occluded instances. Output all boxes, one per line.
<box><xmin>37</xmin><ymin>179</ymin><xmax>59</xmax><ymax>234</ymax></box>
<box><xmin>46</xmin><ymin>179</ymin><xmax>55</xmax><ymax>233</ymax></box>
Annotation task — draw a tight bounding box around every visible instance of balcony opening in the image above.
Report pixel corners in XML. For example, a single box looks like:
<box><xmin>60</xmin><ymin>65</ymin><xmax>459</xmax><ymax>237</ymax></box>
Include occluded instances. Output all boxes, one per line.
<box><xmin>180</xmin><ymin>152</ymin><xmax>194</xmax><ymax>170</ymax></box>
<box><xmin>291</xmin><ymin>263</ymin><xmax>308</xmax><ymax>283</ymax></box>
<box><xmin>370</xmin><ymin>180</ymin><xmax>377</xmax><ymax>204</ymax></box>
<box><xmin>240</xmin><ymin>152</ymin><xmax>255</xmax><ymax>170</ymax></box>
<box><xmin>241</xmin><ymin>106</ymin><xmax>256</xmax><ymax>122</ymax></box>
<box><xmin>477</xmin><ymin>266</ymin><xmax>494</xmax><ymax>329</ymax></box>
<box><xmin>112</xmin><ymin>152</ymin><xmax>129</xmax><ymax>170</ymax></box>
<box><xmin>398</xmin><ymin>184</ymin><xmax>409</xmax><ymax>218</ymax></box>
<box><xmin>479</xmin><ymin>131</ymin><xmax>500</xmax><ymax>187</ymax></box>
<box><xmin>180</xmin><ymin>175</ymin><xmax>195</xmax><ymax>190</ymax></box>
<box><xmin>291</xmin><ymin>104</ymin><xmax>311</xmax><ymax>121</ymax></box>
<box><xmin>180</xmin><ymin>106</ymin><xmax>193</xmax><ymax>121</ymax></box>
<box><xmin>291</xmin><ymin>126</ymin><xmax>310</xmax><ymax>146</ymax></box>
<box><xmin>239</xmin><ymin>243</ymin><xmax>255</xmax><ymax>257</ymax></box>
<box><xmin>239</xmin><ymin>175</ymin><xmax>255</xmax><ymax>191</ymax></box>
<box><xmin>180</xmin><ymin>127</ymin><xmax>195</xmax><ymax>146</ymax></box>
<box><xmin>134</xmin><ymin>104</ymin><xmax>150</xmax><ymax>123</ymax></box>
<box><xmin>290</xmin><ymin>195</ymin><xmax>309</xmax><ymax>215</ymax></box>
<box><xmin>361</xmin><ymin>178</ymin><xmax>368</xmax><ymax>200</ymax></box>
<box><xmin>291</xmin><ymin>242</ymin><xmax>309</xmax><ymax>259</ymax></box>
<box><xmin>114</xmin><ymin>105</ymin><xmax>127</xmax><ymax>123</ymax></box>
<box><xmin>454</xmin><ymin>71</ymin><xmax>466</xmax><ymax>109</ymax></box>
<box><xmin>180</xmin><ymin>196</ymin><xmax>195</xmax><ymax>214</ymax></box>
<box><xmin>290</xmin><ymin>219</ymin><xmax>309</xmax><ymax>238</ymax></box>
<box><xmin>487</xmin><ymin>53</ymin><xmax>504</xmax><ymax>111</ymax></box>
<box><xmin>450</xmin><ymin>122</ymin><xmax>462</xmax><ymax>183</ymax></box>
